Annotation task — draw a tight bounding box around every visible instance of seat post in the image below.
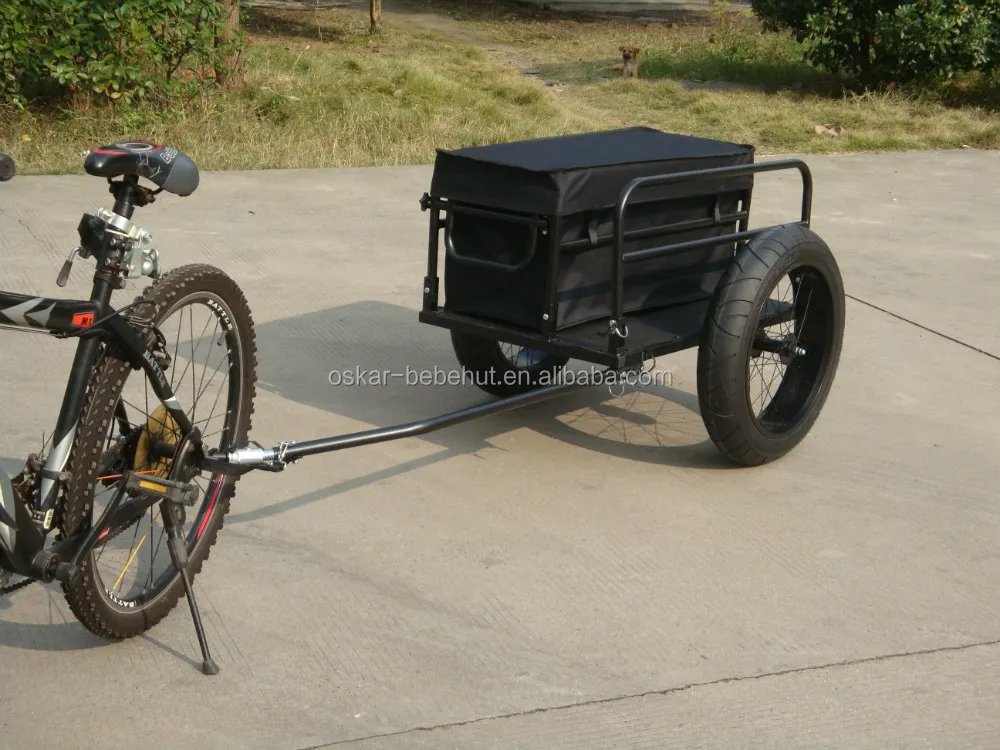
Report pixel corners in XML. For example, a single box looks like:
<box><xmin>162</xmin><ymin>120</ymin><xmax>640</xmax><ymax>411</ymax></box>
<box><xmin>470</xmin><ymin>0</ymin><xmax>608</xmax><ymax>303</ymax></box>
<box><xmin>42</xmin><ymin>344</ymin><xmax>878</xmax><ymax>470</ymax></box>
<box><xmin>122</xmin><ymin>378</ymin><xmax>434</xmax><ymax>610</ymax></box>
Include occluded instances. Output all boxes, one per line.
<box><xmin>111</xmin><ymin>175</ymin><xmax>140</xmax><ymax>220</ymax></box>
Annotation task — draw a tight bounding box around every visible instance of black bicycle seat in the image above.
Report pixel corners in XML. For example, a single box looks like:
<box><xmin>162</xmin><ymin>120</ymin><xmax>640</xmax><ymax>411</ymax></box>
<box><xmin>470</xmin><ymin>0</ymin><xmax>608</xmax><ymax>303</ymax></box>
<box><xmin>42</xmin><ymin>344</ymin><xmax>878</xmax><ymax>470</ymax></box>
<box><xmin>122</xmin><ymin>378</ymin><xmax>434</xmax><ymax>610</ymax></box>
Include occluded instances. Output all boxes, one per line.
<box><xmin>84</xmin><ymin>141</ymin><xmax>199</xmax><ymax>196</ymax></box>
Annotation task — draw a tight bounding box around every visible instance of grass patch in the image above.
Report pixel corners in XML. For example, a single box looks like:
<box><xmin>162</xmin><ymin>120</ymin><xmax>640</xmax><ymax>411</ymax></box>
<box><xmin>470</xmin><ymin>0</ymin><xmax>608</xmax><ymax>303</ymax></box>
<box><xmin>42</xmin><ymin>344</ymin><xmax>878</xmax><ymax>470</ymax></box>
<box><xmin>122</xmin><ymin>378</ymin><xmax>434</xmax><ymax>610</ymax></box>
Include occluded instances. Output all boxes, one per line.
<box><xmin>565</xmin><ymin>76</ymin><xmax>1000</xmax><ymax>154</ymax></box>
<box><xmin>639</xmin><ymin>28</ymin><xmax>838</xmax><ymax>92</ymax></box>
<box><xmin>0</xmin><ymin>6</ymin><xmax>594</xmax><ymax>174</ymax></box>
<box><xmin>436</xmin><ymin>1</ymin><xmax>1000</xmax><ymax>154</ymax></box>
<box><xmin>1</xmin><ymin>0</ymin><xmax>998</xmax><ymax>174</ymax></box>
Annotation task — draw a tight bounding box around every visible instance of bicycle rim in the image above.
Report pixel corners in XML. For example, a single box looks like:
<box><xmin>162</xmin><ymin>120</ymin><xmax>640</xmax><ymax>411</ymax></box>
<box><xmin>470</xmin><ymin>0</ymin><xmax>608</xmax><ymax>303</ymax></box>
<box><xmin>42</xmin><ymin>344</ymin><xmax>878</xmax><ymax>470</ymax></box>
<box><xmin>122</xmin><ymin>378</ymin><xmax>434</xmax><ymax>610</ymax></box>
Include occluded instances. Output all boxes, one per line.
<box><xmin>87</xmin><ymin>289</ymin><xmax>247</xmax><ymax>610</ymax></box>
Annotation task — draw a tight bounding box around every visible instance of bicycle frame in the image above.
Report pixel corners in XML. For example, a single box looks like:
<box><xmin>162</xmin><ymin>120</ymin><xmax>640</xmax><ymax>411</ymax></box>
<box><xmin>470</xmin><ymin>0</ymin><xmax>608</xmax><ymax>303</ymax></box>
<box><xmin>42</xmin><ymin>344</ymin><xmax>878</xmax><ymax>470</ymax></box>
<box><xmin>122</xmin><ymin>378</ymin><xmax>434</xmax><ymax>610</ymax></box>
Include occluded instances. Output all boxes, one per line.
<box><xmin>0</xmin><ymin>178</ymin><xmax>201</xmax><ymax>585</ymax></box>
<box><xmin>2</xmin><ymin>163</ymin><xmax>233</xmax><ymax>674</ymax></box>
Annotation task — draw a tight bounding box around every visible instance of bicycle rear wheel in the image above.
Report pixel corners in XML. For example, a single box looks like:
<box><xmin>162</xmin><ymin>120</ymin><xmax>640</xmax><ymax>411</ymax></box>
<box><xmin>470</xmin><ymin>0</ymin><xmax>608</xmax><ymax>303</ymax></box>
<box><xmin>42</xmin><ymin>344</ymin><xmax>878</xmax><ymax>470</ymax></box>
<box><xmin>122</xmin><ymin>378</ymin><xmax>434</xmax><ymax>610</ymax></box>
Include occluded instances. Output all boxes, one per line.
<box><xmin>60</xmin><ymin>264</ymin><xmax>257</xmax><ymax>639</ymax></box>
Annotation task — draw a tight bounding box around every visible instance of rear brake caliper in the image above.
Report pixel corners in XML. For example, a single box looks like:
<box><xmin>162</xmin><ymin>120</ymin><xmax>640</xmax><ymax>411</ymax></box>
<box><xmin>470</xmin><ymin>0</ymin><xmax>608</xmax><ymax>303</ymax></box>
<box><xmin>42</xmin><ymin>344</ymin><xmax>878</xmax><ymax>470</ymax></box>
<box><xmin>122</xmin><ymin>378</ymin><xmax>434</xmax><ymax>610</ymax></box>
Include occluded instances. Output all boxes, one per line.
<box><xmin>149</xmin><ymin>325</ymin><xmax>171</xmax><ymax>371</ymax></box>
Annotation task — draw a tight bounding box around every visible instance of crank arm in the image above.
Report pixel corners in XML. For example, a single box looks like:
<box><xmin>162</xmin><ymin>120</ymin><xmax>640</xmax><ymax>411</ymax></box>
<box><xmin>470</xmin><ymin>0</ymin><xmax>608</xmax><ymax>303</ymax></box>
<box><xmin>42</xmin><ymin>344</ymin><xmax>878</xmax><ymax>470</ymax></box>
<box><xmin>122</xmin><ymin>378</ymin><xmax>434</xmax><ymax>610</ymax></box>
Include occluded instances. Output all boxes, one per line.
<box><xmin>51</xmin><ymin>471</ymin><xmax>200</xmax><ymax>583</ymax></box>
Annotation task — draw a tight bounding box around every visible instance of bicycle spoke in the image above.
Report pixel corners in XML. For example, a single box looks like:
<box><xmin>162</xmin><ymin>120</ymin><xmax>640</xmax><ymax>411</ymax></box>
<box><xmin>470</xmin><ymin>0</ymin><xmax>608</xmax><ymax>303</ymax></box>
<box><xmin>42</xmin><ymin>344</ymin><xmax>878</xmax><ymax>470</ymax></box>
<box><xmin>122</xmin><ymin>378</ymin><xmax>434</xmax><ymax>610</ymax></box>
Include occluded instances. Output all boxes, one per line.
<box><xmin>119</xmin><ymin>397</ymin><xmax>149</xmax><ymax>420</ymax></box>
<box><xmin>763</xmin><ymin>362</ymin><xmax>783</xmax><ymax>406</ymax></box>
<box><xmin>194</xmin><ymin>318</ymin><xmax>222</xmax><ymax>410</ymax></box>
<box><xmin>192</xmin><ymin>355</ymin><xmax>230</xmax><ymax>440</ymax></box>
<box><xmin>122</xmin><ymin>513</ymin><xmax>142</xmax><ymax>569</ymax></box>
<box><xmin>146</xmin><ymin>518</ymin><xmax>169</xmax><ymax>590</ymax></box>
<box><xmin>82</xmin><ymin>287</ymin><xmax>248</xmax><ymax>613</ymax></box>
<box><xmin>166</xmin><ymin>314</ymin><xmax>201</xmax><ymax>398</ymax></box>
<box><xmin>183</xmin><ymin>306</ymin><xmax>215</xmax><ymax>425</ymax></box>
<box><xmin>200</xmin><ymin>427</ymin><xmax>227</xmax><ymax>442</ymax></box>
<box><xmin>170</xmin><ymin>305</ymin><xmax>184</xmax><ymax>390</ymax></box>
<box><xmin>797</xmin><ymin>284</ymin><xmax>816</xmax><ymax>340</ymax></box>
<box><xmin>194</xmin><ymin>349</ymin><xmax>229</xmax><ymax>411</ymax></box>
<box><xmin>147</xmin><ymin>503</ymin><xmax>155</xmax><ymax>589</ymax></box>
<box><xmin>198</xmin><ymin>382</ymin><xmax>228</xmax><ymax>443</ymax></box>
<box><xmin>114</xmin><ymin>512</ymin><xmax>155</xmax><ymax>594</ymax></box>
<box><xmin>191</xmin><ymin>414</ymin><xmax>223</xmax><ymax>428</ymax></box>
<box><xmin>189</xmin><ymin>307</ymin><xmax>197</xmax><ymax>424</ymax></box>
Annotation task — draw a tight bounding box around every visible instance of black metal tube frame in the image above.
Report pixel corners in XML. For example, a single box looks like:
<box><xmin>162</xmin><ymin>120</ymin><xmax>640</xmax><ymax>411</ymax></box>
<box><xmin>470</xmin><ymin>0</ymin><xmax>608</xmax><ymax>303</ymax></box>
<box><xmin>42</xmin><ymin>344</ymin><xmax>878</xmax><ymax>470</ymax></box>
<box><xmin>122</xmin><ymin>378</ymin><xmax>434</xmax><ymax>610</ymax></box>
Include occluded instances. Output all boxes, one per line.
<box><xmin>608</xmin><ymin>159</ymin><xmax>813</xmax><ymax>350</ymax></box>
<box><xmin>559</xmin><ymin>204</ymin><xmax>750</xmax><ymax>253</ymax></box>
<box><xmin>0</xmin><ymin>293</ymin><xmax>197</xmax><ymax>473</ymax></box>
<box><xmin>421</xmin><ymin>159</ymin><xmax>810</xmax><ymax>338</ymax></box>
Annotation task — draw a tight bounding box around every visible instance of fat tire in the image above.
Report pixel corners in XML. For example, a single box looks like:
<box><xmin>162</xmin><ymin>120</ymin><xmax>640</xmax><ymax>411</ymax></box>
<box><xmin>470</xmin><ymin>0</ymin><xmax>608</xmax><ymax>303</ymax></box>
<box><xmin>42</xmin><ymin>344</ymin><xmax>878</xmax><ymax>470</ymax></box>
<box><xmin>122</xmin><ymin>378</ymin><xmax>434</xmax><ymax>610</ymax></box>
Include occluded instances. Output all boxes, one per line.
<box><xmin>697</xmin><ymin>225</ymin><xmax>845</xmax><ymax>466</ymax></box>
<box><xmin>59</xmin><ymin>264</ymin><xmax>257</xmax><ymax>639</ymax></box>
<box><xmin>450</xmin><ymin>331</ymin><xmax>569</xmax><ymax>398</ymax></box>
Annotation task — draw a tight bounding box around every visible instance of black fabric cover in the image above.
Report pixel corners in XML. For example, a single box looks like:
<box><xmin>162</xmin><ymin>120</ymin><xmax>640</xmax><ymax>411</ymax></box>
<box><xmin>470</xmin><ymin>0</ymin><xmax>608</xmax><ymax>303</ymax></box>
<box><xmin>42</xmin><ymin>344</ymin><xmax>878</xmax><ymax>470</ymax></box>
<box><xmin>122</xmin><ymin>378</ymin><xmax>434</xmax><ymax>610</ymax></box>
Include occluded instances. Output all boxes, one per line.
<box><xmin>432</xmin><ymin>127</ymin><xmax>755</xmax><ymax>331</ymax></box>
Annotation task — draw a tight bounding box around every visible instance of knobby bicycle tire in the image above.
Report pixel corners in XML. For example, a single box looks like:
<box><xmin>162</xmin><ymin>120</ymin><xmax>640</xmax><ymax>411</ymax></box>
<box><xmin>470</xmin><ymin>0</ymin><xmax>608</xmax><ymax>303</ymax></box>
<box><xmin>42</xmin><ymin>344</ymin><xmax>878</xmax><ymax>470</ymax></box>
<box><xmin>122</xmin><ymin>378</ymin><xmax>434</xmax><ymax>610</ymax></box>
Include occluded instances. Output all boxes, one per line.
<box><xmin>59</xmin><ymin>264</ymin><xmax>257</xmax><ymax>639</ymax></box>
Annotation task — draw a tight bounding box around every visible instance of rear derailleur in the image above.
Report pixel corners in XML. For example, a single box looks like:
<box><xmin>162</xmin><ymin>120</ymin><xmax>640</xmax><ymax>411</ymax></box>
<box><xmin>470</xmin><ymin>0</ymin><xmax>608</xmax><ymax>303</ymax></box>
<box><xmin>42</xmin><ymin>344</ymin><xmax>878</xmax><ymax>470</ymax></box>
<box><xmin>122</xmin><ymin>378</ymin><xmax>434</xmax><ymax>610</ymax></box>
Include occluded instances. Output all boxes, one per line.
<box><xmin>1</xmin><ymin>454</ymin><xmax>46</xmax><ymax>595</ymax></box>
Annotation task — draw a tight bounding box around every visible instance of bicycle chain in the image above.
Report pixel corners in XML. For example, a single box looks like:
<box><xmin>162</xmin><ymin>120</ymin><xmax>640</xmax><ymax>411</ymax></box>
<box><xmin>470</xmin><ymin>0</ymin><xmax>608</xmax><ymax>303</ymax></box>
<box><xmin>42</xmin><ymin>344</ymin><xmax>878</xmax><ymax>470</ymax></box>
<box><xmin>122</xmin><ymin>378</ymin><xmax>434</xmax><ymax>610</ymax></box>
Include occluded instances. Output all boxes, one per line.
<box><xmin>0</xmin><ymin>575</ymin><xmax>37</xmax><ymax>596</ymax></box>
<box><xmin>0</xmin><ymin>506</ymin><xmax>145</xmax><ymax>598</ymax></box>
<box><xmin>1</xmin><ymin>316</ymin><xmax>182</xmax><ymax>600</ymax></box>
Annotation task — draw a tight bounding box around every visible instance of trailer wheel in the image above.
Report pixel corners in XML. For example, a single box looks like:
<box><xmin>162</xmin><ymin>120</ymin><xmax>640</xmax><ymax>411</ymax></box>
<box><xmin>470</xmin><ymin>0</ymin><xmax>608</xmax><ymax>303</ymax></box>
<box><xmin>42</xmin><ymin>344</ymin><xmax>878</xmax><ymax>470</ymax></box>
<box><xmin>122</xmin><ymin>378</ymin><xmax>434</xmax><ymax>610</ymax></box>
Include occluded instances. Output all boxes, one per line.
<box><xmin>450</xmin><ymin>331</ymin><xmax>569</xmax><ymax>397</ymax></box>
<box><xmin>697</xmin><ymin>224</ymin><xmax>845</xmax><ymax>466</ymax></box>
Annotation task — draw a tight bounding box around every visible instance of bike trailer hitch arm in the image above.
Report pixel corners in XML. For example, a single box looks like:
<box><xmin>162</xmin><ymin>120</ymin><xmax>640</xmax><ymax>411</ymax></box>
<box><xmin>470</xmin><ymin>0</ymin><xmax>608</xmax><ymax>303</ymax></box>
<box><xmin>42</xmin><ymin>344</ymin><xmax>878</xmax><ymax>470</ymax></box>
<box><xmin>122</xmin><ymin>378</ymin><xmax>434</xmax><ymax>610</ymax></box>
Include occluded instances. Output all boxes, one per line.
<box><xmin>200</xmin><ymin>369</ymin><xmax>616</xmax><ymax>475</ymax></box>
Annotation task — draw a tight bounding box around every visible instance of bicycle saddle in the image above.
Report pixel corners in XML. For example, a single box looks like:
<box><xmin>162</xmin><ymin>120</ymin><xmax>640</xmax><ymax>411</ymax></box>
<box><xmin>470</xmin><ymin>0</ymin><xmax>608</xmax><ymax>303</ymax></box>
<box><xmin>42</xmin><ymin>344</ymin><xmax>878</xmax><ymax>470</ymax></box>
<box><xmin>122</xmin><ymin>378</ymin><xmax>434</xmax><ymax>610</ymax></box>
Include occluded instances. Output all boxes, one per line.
<box><xmin>84</xmin><ymin>141</ymin><xmax>199</xmax><ymax>196</ymax></box>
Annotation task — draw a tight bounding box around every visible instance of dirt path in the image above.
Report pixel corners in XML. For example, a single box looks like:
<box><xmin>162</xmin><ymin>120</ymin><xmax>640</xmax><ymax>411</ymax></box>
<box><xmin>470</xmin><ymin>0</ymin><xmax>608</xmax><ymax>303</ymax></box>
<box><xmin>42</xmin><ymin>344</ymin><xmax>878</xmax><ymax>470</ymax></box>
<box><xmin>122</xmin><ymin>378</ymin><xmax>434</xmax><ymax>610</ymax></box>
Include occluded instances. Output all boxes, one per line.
<box><xmin>247</xmin><ymin>0</ymin><xmax>648</xmax><ymax>125</ymax></box>
<box><xmin>381</xmin><ymin>0</ymin><xmax>537</xmax><ymax>71</ymax></box>
<box><xmin>252</xmin><ymin>0</ymin><xmax>537</xmax><ymax>65</ymax></box>
<box><xmin>375</xmin><ymin>0</ymin><xmax>625</xmax><ymax>125</ymax></box>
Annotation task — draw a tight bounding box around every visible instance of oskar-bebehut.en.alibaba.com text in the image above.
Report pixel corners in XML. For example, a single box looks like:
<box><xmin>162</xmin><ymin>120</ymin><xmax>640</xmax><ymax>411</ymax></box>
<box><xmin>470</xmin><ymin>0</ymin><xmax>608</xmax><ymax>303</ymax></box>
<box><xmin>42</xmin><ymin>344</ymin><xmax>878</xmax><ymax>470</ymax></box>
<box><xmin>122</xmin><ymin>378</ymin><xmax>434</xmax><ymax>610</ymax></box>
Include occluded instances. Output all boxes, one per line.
<box><xmin>327</xmin><ymin>366</ymin><xmax>672</xmax><ymax>388</ymax></box>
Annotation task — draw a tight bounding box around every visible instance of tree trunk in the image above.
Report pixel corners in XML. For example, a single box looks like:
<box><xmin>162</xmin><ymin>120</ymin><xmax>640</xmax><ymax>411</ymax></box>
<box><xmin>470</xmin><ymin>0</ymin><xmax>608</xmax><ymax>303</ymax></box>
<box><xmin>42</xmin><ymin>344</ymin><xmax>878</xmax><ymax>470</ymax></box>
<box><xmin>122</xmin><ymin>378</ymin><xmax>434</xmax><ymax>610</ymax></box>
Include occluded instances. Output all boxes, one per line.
<box><xmin>370</xmin><ymin>0</ymin><xmax>382</xmax><ymax>35</ymax></box>
<box><xmin>215</xmin><ymin>0</ymin><xmax>244</xmax><ymax>88</ymax></box>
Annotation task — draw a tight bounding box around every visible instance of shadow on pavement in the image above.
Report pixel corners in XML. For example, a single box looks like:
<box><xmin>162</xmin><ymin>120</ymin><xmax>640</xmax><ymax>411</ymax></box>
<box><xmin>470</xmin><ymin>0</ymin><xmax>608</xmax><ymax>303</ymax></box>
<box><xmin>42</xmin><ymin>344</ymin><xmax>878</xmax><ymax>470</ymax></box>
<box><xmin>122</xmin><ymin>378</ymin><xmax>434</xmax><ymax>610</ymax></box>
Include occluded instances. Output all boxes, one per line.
<box><xmin>0</xmin><ymin>300</ymin><xmax>731</xmax><ymax>535</ymax></box>
<box><xmin>244</xmin><ymin>301</ymin><xmax>728</xmax><ymax>482</ymax></box>
<box><xmin>251</xmin><ymin>299</ymin><xmax>722</xmax><ymax>460</ymax></box>
<box><xmin>0</xmin><ymin>618</ymin><xmax>108</xmax><ymax>651</ymax></box>
<box><xmin>225</xmin><ymin>299</ymin><xmax>732</xmax><ymax>523</ymax></box>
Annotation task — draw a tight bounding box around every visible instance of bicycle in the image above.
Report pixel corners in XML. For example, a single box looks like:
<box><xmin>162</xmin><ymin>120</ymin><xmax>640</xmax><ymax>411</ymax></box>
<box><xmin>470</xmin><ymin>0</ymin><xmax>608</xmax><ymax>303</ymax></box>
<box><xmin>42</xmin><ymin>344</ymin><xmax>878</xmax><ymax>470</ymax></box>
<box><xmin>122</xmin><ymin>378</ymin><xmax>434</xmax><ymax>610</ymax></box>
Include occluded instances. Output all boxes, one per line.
<box><xmin>0</xmin><ymin>143</ymin><xmax>258</xmax><ymax>675</ymax></box>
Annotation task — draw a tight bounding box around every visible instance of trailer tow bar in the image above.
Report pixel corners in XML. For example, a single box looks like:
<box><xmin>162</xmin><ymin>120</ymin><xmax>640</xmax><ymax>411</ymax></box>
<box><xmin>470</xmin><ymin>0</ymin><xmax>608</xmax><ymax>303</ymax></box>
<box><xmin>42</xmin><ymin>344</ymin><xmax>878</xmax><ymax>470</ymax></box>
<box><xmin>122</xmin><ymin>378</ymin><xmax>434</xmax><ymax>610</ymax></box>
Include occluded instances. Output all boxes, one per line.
<box><xmin>200</xmin><ymin>367</ymin><xmax>621</xmax><ymax>475</ymax></box>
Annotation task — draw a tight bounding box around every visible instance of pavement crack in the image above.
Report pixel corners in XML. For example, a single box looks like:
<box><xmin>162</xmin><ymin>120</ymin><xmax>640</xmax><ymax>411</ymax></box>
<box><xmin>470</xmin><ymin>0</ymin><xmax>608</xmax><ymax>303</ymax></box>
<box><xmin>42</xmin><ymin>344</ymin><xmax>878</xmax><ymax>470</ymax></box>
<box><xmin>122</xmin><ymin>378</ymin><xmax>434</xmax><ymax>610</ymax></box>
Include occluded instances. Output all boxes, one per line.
<box><xmin>306</xmin><ymin>637</ymin><xmax>1000</xmax><ymax>748</ymax></box>
<box><xmin>847</xmin><ymin>293</ymin><xmax>1000</xmax><ymax>362</ymax></box>
<box><xmin>15</xmin><ymin>214</ymin><xmax>54</xmax><ymax>258</ymax></box>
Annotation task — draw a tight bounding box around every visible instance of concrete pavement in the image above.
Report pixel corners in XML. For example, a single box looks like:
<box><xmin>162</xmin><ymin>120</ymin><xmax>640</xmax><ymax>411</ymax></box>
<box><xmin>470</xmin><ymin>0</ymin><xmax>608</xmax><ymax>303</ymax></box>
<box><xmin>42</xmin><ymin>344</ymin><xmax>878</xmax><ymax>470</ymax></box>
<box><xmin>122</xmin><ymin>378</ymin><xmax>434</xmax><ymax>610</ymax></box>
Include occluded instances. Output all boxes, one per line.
<box><xmin>0</xmin><ymin>148</ymin><xmax>998</xmax><ymax>748</ymax></box>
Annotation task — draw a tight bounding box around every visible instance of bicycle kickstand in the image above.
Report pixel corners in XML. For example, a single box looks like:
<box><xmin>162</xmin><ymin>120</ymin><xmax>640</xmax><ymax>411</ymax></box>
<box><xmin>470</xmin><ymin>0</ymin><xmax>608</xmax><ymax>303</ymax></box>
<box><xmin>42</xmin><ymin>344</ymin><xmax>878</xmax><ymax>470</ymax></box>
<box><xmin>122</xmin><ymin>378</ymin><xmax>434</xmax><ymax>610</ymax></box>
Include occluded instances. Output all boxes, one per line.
<box><xmin>161</xmin><ymin>498</ymin><xmax>219</xmax><ymax>676</ymax></box>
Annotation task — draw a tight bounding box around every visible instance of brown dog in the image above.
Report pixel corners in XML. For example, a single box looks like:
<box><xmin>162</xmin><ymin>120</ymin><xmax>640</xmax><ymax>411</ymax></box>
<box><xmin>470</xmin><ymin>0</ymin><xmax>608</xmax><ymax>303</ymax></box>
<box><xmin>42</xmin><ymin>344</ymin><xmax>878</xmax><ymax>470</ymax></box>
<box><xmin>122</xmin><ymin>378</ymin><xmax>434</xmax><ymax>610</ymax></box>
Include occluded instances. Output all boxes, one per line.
<box><xmin>620</xmin><ymin>45</ymin><xmax>640</xmax><ymax>78</ymax></box>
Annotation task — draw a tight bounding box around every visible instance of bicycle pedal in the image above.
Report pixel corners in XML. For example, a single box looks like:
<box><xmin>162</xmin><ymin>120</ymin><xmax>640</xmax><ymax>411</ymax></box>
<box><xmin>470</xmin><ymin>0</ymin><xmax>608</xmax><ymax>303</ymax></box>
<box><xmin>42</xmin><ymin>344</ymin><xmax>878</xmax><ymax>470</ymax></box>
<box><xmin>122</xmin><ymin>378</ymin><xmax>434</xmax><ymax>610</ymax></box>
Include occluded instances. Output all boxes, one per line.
<box><xmin>124</xmin><ymin>472</ymin><xmax>199</xmax><ymax>506</ymax></box>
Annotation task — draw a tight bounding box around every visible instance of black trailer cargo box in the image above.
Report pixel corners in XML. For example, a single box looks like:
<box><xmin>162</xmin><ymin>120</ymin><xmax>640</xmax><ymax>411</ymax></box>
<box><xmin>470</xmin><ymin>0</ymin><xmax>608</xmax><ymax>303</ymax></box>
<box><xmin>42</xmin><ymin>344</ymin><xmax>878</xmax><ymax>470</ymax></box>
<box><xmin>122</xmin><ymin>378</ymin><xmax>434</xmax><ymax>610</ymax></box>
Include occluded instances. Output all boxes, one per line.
<box><xmin>429</xmin><ymin>127</ymin><xmax>755</xmax><ymax>332</ymax></box>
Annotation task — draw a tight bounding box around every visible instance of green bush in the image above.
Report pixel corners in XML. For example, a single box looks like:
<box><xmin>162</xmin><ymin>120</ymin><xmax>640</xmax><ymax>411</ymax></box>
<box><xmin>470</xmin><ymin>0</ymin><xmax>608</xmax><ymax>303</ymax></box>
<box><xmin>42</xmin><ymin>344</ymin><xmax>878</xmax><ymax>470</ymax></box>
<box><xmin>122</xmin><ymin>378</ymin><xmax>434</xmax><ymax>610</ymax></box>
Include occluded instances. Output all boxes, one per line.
<box><xmin>751</xmin><ymin>0</ymin><xmax>1000</xmax><ymax>87</ymax></box>
<box><xmin>0</xmin><ymin>0</ymin><xmax>245</xmax><ymax>108</ymax></box>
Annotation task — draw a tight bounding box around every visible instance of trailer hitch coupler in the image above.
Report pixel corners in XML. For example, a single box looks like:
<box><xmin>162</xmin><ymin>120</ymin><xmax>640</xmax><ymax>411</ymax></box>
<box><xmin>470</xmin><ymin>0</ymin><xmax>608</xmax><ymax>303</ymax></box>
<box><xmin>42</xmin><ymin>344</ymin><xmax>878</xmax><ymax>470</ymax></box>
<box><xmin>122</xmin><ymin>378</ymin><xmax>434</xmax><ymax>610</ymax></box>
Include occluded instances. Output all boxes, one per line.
<box><xmin>226</xmin><ymin>447</ymin><xmax>275</xmax><ymax>465</ymax></box>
